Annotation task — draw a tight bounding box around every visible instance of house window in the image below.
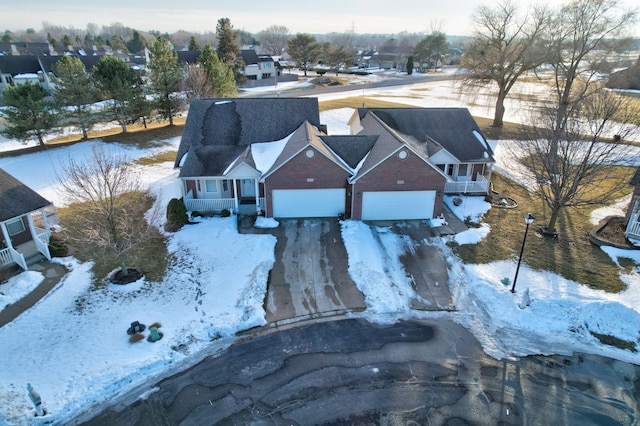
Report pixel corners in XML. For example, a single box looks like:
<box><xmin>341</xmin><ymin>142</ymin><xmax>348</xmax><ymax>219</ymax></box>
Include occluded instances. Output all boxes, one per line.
<box><xmin>458</xmin><ymin>164</ymin><xmax>469</xmax><ymax>177</ymax></box>
<box><xmin>446</xmin><ymin>164</ymin><xmax>455</xmax><ymax>176</ymax></box>
<box><xmin>6</xmin><ymin>218</ymin><xmax>25</xmax><ymax>236</ymax></box>
<box><xmin>262</xmin><ymin>73</ymin><xmax>272</xmax><ymax>79</ymax></box>
<box><xmin>205</xmin><ymin>180</ymin><xmax>218</xmax><ymax>193</ymax></box>
<box><xmin>264</xmin><ymin>63</ymin><xmax>271</xmax><ymax>68</ymax></box>
<box><xmin>223</xmin><ymin>181</ymin><xmax>229</xmax><ymax>192</ymax></box>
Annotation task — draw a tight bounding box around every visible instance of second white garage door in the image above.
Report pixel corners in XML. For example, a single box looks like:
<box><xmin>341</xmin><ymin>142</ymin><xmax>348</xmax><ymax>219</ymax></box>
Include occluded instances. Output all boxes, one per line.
<box><xmin>361</xmin><ymin>190</ymin><xmax>436</xmax><ymax>220</ymax></box>
<box><xmin>272</xmin><ymin>189</ymin><xmax>345</xmax><ymax>218</ymax></box>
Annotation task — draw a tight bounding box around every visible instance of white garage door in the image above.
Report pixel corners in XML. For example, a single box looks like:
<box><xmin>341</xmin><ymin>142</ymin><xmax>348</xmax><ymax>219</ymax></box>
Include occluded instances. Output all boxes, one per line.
<box><xmin>272</xmin><ymin>189</ymin><xmax>345</xmax><ymax>218</ymax></box>
<box><xmin>362</xmin><ymin>191</ymin><xmax>436</xmax><ymax>220</ymax></box>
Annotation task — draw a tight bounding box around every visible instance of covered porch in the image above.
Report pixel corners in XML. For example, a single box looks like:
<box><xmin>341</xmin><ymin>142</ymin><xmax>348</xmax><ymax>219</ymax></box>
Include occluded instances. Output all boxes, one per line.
<box><xmin>183</xmin><ymin>177</ymin><xmax>266</xmax><ymax>215</ymax></box>
<box><xmin>0</xmin><ymin>206</ymin><xmax>56</xmax><ymax>271</ymax></box>
<box><xmin>444</xmin><ymin>173</ymin><xmax>490</xmax><ymax>194</ymax></box>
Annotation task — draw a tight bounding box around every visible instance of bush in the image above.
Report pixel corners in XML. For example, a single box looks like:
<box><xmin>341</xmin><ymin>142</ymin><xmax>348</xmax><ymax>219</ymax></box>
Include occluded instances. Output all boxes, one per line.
<box><xmin>221</xmin><ymin>209</ymin><xmax>231</xmax><ymax>217</ymax></box>
<box><xmin>48</xmin><ymin>233</ymin><xmax>69</xmax><ymax>257</ymax></box>
<box><xmin>191</xmin><ymin>211</ymin><xmax>202</xmax><ymax>218</ymax></box>
<box><xmin>166</xmin><ymin>198</ymin><xmax>188</xmax><ymax>227</ymax></box>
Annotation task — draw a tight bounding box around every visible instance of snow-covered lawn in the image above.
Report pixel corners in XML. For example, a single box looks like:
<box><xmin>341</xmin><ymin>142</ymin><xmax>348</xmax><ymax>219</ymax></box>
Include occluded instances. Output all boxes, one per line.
<box><xmin>0</xmin><ymin>79</ymin><xmax>639</xmax><ymax>424</ymax></box>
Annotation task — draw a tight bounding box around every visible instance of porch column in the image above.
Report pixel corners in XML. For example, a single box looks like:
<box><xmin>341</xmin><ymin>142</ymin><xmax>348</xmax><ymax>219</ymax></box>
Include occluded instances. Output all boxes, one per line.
<box><xmin>486</xmin><ymin>164</ymin><xmax>493</xmax><ymax>194</ymax></box>
<box><xmin>26</xmin><ymin>212</ymin><xmax>37</xmax><ymax>238</ymax></box>
<box><xmin>1</xmin><ymin>222</ymin><xmax>14</xmax><ymax>250</ymax></box>
<box><xmin>40</xmin><ymin>208</ymin><xmax>51</xmax><ymax>233</ymax></box>
<box><xmin>232</xmin><ymin>179</ymin><xmax>239</xmax><ymax>210</ymax></box>
<box><xmin>254</xmin><ymin>179</ymin><xmax>260</xmax><ymax>211</ymax></box>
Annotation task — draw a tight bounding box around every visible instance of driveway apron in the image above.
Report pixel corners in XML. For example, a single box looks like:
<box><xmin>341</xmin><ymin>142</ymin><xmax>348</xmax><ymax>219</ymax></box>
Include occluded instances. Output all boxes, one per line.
<box><xmin>265</xmin><ymin>219</ymin><xmax>365</xmax><ymax>323</ymax></box>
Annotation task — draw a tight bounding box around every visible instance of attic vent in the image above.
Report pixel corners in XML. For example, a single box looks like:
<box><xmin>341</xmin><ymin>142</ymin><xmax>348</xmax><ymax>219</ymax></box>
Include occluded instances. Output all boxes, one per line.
<box><xmin>398</xmin><ymin>150</ymin><xmax>407</xmax><ymax>159</ymax></box>
<box><xmin>306</xmin><ymin>149</ymin><xmax>315</xmax><ymax>158</ymax></box>
<box><xmin>483</xmin><ymin>151</ymin><xmax>489</xmax><ymax>159</ymax></box>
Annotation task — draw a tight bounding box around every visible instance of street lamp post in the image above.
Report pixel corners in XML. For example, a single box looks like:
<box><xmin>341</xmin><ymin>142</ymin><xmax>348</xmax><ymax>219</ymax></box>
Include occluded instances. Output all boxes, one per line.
<box><xmin>511</xmin><ymin>213</ymin><xmax>535</xmax><ymax>294</ymax></box>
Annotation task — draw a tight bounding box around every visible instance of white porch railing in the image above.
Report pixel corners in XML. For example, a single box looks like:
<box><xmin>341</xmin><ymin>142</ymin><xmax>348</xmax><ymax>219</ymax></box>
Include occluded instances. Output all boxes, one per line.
<box><xmin>625</xmin><ymin>219</ymin><xmax>640</xmax><ymax>240</ymax></box>
<box><xmin>0</xmin><ymin>247</ymin><xmax>27</xmax><ymax>270</ymax></box>
<box><xmin>185</xmin><ymin>198</ymin><xmax>266</xmax><ymax>213</ymax></box>
<box><xmin>34</xmin><ymin>227</ymin><xmax>52</xmax><ymax>260</ymax></box>
<box><xmin>185</xmin><ymin>198</ymin><xmax>236</xmax><ymax>213</ymax></box>
<box><xmin>444</xmin><ymin>174</ymin><xmax>489</xmax><ymax>194</ymax></box>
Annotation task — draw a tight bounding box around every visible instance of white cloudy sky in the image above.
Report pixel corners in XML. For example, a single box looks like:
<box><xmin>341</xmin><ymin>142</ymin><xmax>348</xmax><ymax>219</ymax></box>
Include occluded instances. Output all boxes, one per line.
<box><xmin>3</xmin><ymin>0</ymin><xmax>638</xmax><ymax>37</ymax></box>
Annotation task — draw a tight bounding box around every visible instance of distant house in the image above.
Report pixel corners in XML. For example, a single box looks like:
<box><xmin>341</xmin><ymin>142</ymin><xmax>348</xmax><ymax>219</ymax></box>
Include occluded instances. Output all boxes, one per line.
<box><xmin>0</xmin><ymin>53</ymin><xmax>104</xmax><ymax>94</ymax></box>
<box><xmin>240</xmin><ymin>49</ymin><xmax>276</xmax><ymax>80</ymax></box>
<box><xmin>0</xmin><ymin>169</ymin><xmax>57</xmax><ymax>271</ymax></box>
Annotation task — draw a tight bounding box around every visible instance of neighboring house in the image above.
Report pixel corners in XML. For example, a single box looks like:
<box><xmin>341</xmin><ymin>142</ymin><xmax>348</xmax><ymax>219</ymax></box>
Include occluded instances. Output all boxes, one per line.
<box><xmin>0</xmin><ymin>55</ymin><xmax>51</xmax><ymax>93</ymax></box>
<box><xmin>0</xmin><ymin>54</ymin><xmax>103</xmax><ymax>94</ymax></box>
<box><xmin>349</xmin><ymin>108</ymin><xmax>495</xmax><ymax>195</ymax></box>
<box><xmin>175</xmin><ymin>99</ymin><xmax>483</xmax><ymax>221</ymax></box>
<box><xmin>0</xmin><ymin>42</ymin><xmax>56</xmax><ymax>56</ymax></box>
<box><xmin>175</xmin><ymin>98</ymin><xmax>322</xmax><ymax>216</ymax></box>
<box><xmin>625</xmin><ymin>168</ymin><xmax>640</xmax><ymax>241</ymax></box>
<box><xmin>0</xmin><ymin>169</ymin><xmax>57</xmax><ymax>271</ymax></box>
<box><xmin>240</xmin><ymin>49</ymin><xmax>277</xmax><ymax>80</ymax></box>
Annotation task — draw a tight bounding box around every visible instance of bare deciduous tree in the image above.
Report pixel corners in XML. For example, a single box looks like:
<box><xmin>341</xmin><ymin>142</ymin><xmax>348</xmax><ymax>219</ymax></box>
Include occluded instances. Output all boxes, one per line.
<box><xmin>182</xmin><ymin>64</ymin><xmax>217</xmax><ymax>102</ymax></box>
<box><xmin>514</xmin><ymin>89</ymin><xmax>638</xmax><ymax>233</ymax></box>
<box><xmin>258</xmin><ymin>25</ymin><xmax>290</xmax><ymax>56</ymax></box>
<box><xmin>58</xmin><ymin>145</ymin><xmax>159</xmax><ymax>278</ymax></box>
<box><xmin>460</xmin><ymin>0</ymin><xmax>550</xmax><ymax>127</ymax></box>
<box><xmin>545</xmin><ymin>0</ymin><xmax>638</xmax><ymax>163</ymax></box>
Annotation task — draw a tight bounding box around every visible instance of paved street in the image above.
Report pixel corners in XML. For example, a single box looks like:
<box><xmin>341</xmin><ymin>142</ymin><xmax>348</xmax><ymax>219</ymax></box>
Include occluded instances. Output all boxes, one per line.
<box><xmin>82</xmin><ymin>318</ymin><xmax>640</xmax><ymax>425</ymax></box>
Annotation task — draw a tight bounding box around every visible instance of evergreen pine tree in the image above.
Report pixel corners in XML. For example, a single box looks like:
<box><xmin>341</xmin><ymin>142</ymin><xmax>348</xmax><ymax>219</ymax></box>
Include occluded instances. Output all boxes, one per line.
<box><xmin>52</xmin><ymin>56</ymin><xmax>98</xmax><ymax>139</ymax></box>
<box><xmin>148</xmin><ymin>36</ymin><xmax>183</xmax><ymax>126</ymax></box>
<box><xmin>1</xmin><ymin>82</ymin><xmax>58</xmax><ymax>145</ymax></box>
<box><xmin>216</xmin><ymin>18</ymin><xmax>244</xmax><ymax>82</ymax></box>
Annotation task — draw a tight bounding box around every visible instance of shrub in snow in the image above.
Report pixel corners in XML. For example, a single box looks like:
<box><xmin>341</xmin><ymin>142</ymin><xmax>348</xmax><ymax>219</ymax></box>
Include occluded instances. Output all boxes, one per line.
<box><xmin>221</xmin><ymin>209</ymin><xmax>231</xmax><ymax>217</ymax></box>
<box><xmin>166</xmin><ymin>198</ymin><xmax>188</xmax><ymax>230</ymax></box>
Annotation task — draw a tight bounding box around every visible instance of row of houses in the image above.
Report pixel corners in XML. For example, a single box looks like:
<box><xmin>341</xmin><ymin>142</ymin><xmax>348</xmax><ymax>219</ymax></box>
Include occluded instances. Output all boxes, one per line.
<box><xmin>174</xmin><ymin>98</ymin><xmax>494</xmax><ymax>221</ymax></box>
<box><xmin>0</xmin><ymin>42</ymin><xmax>288</xmax><ymax>94</ymax></box>
<box><xmin>5</xmin><ymin>96</ymin><xmax>640</xmax><ymax>273</ymax></box>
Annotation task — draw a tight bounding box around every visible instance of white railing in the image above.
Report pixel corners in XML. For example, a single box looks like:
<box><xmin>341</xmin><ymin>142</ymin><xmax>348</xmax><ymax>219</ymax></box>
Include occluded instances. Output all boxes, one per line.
<box><xmin>0</xmin><ymin>247</ymin><xmax>27</xmax><ymax>270</ymax></box>
<box><xmin>444</xmin><ymin>174</ymin><xmax>489</xmax><ymax>194</ymax></box>
<box><xmin>31</xmin><ymin>205</ymin><xmax>58</xmax><ymax>225</ymax></box>
<box><xmin>34</xmin><ymin>228</ymin><xmax>52</xmax><ymax>260</ymax></box>
<box><xmin>625</xmin><ymin>219</ymin><xmax>640</xmax><ymax>240</ymax></box>
<box><xmin>185</xmin><ymin>198</ymin><xmax>266</xmax><ymax>213</ymax></box>
<box><xmin>0</xmin><ymin>248</ymin><xmax>12</xmax><ymax>267</ymax></box>
<box><xmin>185</xmin><ymin>198</ymin><xmax>236</xmax><ymax>213</ymax></box>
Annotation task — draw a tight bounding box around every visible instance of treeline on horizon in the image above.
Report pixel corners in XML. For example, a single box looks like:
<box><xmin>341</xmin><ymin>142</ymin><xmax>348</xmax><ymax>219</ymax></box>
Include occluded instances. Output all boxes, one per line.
<box><xmin>0</xmin><ymin>21</ymin><xmax>495</xmax><ymax>52</ymax></box>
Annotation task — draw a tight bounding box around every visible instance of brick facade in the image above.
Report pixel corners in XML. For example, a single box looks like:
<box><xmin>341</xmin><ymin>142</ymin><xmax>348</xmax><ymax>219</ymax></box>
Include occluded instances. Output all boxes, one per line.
<box><xmin>263</xmin><ymin>147</ymin><xmax>350</xmax><ymax>217</ymax></box>
<box><xmin>350</xmin><ymin>149</ymin><xmax>446</xmax><ymax>220</ymax></box>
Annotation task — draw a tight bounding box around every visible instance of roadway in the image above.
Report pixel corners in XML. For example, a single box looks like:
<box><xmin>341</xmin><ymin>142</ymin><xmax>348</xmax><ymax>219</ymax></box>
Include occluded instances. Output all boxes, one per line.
<box><xmin>82</xmin><ymin>318</ymin><xmax>640</xmax><ymax>425</ymax></box>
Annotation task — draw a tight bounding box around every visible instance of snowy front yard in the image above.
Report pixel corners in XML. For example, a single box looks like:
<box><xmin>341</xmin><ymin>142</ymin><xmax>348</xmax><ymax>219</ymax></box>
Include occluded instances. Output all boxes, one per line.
<box><xmin>1</xmin><ymin>78</ymin><xmax>639</xmax><ymax>423</ymax></box>
<box><xmin>1</xmin><ymin>192</ymin><xmax>639</xmax><ymax>424</ymax></box>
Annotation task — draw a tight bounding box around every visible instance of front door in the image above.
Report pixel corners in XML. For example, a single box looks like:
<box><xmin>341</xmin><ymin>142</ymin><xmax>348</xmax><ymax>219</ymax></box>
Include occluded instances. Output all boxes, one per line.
<box><xmin>241</xmin><ymin>179</ymin><xmax>255</xmax><ymax>197</ymax></box>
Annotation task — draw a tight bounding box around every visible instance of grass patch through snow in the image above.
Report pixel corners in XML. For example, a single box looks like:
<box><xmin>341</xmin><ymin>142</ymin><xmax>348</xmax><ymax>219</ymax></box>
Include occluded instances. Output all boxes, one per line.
<box><xmin>452</xmin><ymin>170</ymin><xmax>635</xmax><ymax>293</ymax></box>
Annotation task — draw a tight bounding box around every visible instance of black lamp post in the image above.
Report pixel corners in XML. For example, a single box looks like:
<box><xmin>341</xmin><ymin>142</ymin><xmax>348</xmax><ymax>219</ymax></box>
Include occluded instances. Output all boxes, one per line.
<box><xmin>511</xmin><ymin>213</ymin><xmax>535</xmax><ymax>293</ymax></box>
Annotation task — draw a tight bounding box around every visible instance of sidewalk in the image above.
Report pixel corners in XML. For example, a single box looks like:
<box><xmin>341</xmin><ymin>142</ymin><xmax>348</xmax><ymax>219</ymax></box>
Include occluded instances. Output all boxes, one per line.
<box><xmin>0</xmin><ymin>261</ymin><xmax>67</xmax><ymax>328</ymax></box>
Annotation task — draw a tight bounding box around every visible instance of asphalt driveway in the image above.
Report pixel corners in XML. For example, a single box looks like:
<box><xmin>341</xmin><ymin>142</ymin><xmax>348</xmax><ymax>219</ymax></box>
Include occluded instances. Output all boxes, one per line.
<box><xmin>239</xmin><ymin>216</ymin><xmax>454</xmax><ymax>324</ymax></box>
